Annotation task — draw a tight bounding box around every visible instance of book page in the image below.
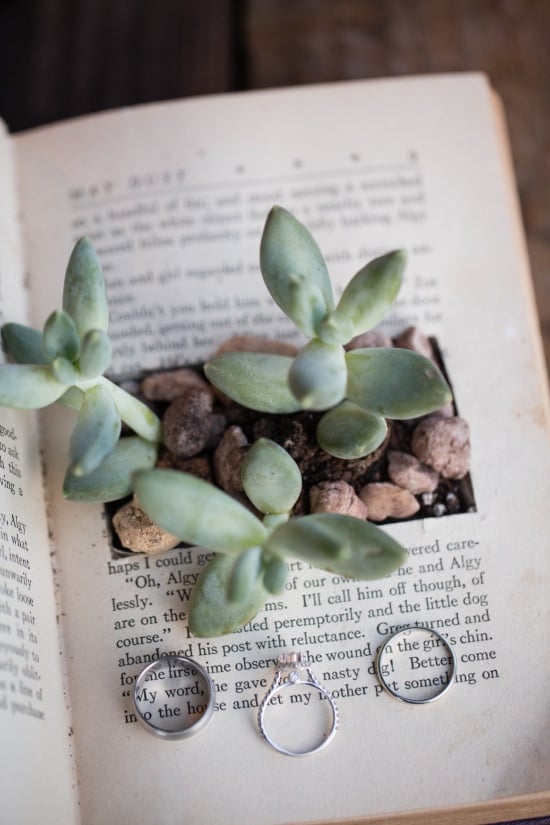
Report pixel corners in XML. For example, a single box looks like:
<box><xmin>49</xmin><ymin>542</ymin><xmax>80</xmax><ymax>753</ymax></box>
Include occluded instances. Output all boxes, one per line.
<box><xmin>13</xmin><ymin>74</ymin><xmax>550</xmax><ymax>825</ymax></box>
<box><xmin>0</xmin><ymin>124</ymin><xmax>78</xmax><ymax>825</ymax></box>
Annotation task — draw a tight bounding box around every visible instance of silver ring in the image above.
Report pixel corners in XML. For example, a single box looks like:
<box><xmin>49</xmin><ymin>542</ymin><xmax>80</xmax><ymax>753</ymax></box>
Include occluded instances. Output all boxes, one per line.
<box><xmin>376</xmin><ymin>626</ymin><xmax>457</xmax><ymax>704</ymax></box>
<box><xmin>133</xmin><ymin>654</ymin><xmax>215</xmax><ymax>739</ymax></box>
<box><xmin>258</xmin><ymin>652</ymin><xmax>339</xmax><ymax>756</ymax></box>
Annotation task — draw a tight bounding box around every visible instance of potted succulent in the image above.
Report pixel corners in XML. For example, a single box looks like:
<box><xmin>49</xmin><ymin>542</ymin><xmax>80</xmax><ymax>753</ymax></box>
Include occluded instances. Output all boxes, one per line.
<box><xmin>0</xmin><ymin>206</ymin><xmax>467</xmax><ymax>636</ymax></box>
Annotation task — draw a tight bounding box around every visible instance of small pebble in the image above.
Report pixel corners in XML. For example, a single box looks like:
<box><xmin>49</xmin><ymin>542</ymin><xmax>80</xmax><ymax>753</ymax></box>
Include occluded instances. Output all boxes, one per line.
<box><xmin>141</xmin><ymin>368</ymin><xmax>210</xmax><ymax>401</ymax></box>
<box><xmin>387</xmin><ymin>449</ymin><xmax>439</xmax><ymax>494</ymax></box>
<box><xmin>393</xmin><ymin>326</ymin><xmax>435</xmax><ymax>361</ymax></box>
<box><xmin>411</xmin><ymin>416</ymin><xmax>470</xmax><ymax>479</ymax></box>
<box><xmin>156</xmin><ymin>451</ymin><xmax>213</xmax><ymax>482</ymax></box>
<box><xmin>213</xmin><ymin>425</ymin><xmax>249</xmax><ymax>493</ymax></box>
<box><xmin>309</xmin><ymin>481</ymin><xmax>368</xmax><ymax>518</ymax></box>
<box><xmin>205</xmin><ymin>412</ymin><xmax>228</xmax><ymax>450</ymax></box>
<box><xmin>112</xmin><ymin>497</ymin><xmax>180</xmax><ymax>554</ymax></box>
<box><xmin>346</xmin><ymin>330</ymin><xmax>393</xmax><ymax>350</ymax></box>
<box><xmin>213</xmin><ymin>335</ymin><xmax>298</xmax><ymax>356</ymax></box>
<box><xmin>359</xmin><ymin>482</ymin><xmax>420</xmax><ymax>521</ymax></box>
<box><xmin>162</xmin><ymin>388</ymin><xmax>214</xmax><ymax>457</ymax></box>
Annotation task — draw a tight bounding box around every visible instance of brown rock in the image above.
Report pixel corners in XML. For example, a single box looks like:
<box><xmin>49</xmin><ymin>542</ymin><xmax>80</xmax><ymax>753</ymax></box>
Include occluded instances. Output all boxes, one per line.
<box><xmin>359</xmin><ymin>482</ymin><xmax>420</xmax><ymax>521</ymax></box>
<box><xmin>213</xmin><ymin>425</ymin><xmax>249</xmax><ymax>493</ymax></box>
<box><xmin>156</xmin><ymin>449</ymin><xmax>213</xmax><ymax>482</ymax></box>
<box><xmin>112</xmin><ymin>497</ymin><xmax>179</xmax><ymax>554</ymax></box>
<box><xmin>431</xmin><ymin>402</ymin><xmax>455</xmax><ymax>418</ymax></box>
<box><xmin>346</xmin><ymin>330</ymin><xmax>393</xmax><ymax>350</ymax></box>
<box><xmin>309</xmin><ymin>480</ymin><xmax>368</xmax><ymax>518</ymax></box>
<box><xmin>162</xmin><ymin>388</ymin><xmax>214</xmax><ymax>457</ymax></box>
<box><xmin>387</xmin><ymin>450</ymin><xmax>439</xmax><ymax>494</ymax></box>
<box><xmin>411</xmin><ymin>416</ymin><xmax>470</xmax><ymax>479</ymax></box>
<box><xmin>213</xmin><ymin>335</ymin><xmax>298</xmax><ymax>357</ymax></box>
<box><xmin>393</xmin><ymin>326</ymin><xmax>435</xmax><ymax>361</ymax></box>
<box><xmin>205</xmin><ymin>413</ymin><xmax>228</xmax><ymax>450</ymax></box>
<box><xmin>141</xmin><ymin>368</ymin><xmax>210</xmax><ymax>401</ymax></box>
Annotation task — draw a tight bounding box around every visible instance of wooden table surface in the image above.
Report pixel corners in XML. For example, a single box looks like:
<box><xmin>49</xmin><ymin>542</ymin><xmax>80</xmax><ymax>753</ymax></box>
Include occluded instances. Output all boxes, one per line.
<box><xmin>0</xmin><ymin>4</ymin><xmax>548</xmax><ymax>821</ymax></box>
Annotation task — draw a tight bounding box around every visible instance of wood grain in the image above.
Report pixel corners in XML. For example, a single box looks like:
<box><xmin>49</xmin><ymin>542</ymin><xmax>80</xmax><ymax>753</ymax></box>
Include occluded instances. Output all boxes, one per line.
<box><xmin>244</xmin><ymin>0</ymin><xmax>550</xmax><ymax>375</ymax></box>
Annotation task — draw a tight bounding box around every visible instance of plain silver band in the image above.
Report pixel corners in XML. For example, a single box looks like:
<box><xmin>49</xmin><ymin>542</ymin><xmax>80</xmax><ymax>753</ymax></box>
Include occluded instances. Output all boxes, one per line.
<box><xmin>133</xmin><ymin>654</ymin><xmax>215</xmax><ymax>739</ymax></box>
<box><xmin>376</xmin><ymin>626</ymin><xmax>457</xmax><ymax>704</ymax></box>
<box><xmin>258</xmin><ymin>668</ymin><xmax>339</xmax><ymax>756</ymax></box>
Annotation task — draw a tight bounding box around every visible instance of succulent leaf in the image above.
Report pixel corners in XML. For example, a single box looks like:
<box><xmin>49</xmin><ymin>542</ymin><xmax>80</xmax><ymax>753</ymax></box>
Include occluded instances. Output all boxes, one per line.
<box><xmin>79</xmin><ymin>329</ymin><xmax>113</xmax><ymax>379</ymax></box>
<box><xmin>51</xmin><ymin>356</ymin><xmax>79</xmax><ymax>385</ymax></box>
<box><xmin>68</xmin><ymin>383</ymin><xmax>122</xmax><ymax>476</ymax></box>
<box><xmin>59</xmin><ymin>386</ymin><xmax>85</xmax><ymax>410</ymax></box>
<box><xmin>0</xmin><ymin>364</ymin><xmax>67</xmax><ymax>408</ymax></box>
<box><xmin>189</xmin><ymin>554</ymin><xmax>268</xmax><ymax>637</ymax></box>
<box><xmin>204</xmin><ymin>352</ymin><xmax>301</xmax><ymax>413</ymax></box>
<box><xmin>42</xmin><ymin>310</ymin><xmax>80</xmax><ymax>361</ymax></box>
<box><xmin>267</xmin><ymin>513</ymin><xmax>407</xmax><ymax>579</ymax></box>
<box><xmin>336</xmin><ymin>250</ymin><xmax>406</xmax><ymax>336</ymax></box>
<box><xmin>315</xmin><ymin>309</ymin><xmax>355</xmax><ymax>346</ymax></box>
<box><xmin>63</xmin><ymin>436</ymin><xmax>157</xmax><ymax>502</ymax></box>
<box><xmin>288</xmin><ymin>339</ymin><xmax>347</xmax><ymax>410</ymax></box>
<box><xmin>62</xmin><ymin>237</ymin><xmax>109</xmax><ymax>338</ymax></box>
<box><xmin>260</xmin><ymin>205</ymin><xmax>334</xmax><ymax>336</ymax></box>
<box><xmin>264</xmin><ymin>515</ymin><xmax>345</xmax><ymax>564</ymax></box>
<box><xmin>346</xmin><ymin>347</ymin><xmax>452</xmax><ymax>418</ymax></box>
<box><xmin>133</xmin><ymin>469</ymin><xmax>268</xmax><ymax>553</ymax></box>
<box><xmin>227</xmin><ymin>546</ymin><xmax>263</xmax><ymax>603</ymax></box>
<box><xmin>316</xmin><ymin>401</ymin><xmax>388</xmax><ymax>459</ymax></box>
<box><xmin>262</xmin><ymin>513</ymin><xmax>289</xmax><ymax>531</ymax></box>
<box><xmin>1</xmin><ymin>323</ymin><xmax>48</xmax><ymax>364</ymax></box>
<box><xmin>262</xmin><ymin>555</ymin><xmax>288</xmax><ymax>594</ymax></box>
<box><xmin>100</xmin><ymin>377</ymin><xmax>162</xmax><ymax>443</ymax></box>
<box><xmin>241</xmin><ymin>438</ymin><xmax>302</xmax><ymax>515</ymax></box>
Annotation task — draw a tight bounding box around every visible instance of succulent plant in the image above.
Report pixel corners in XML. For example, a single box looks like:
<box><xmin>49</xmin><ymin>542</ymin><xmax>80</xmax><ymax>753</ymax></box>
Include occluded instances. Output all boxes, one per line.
<box><xmin>133</xmin><ymin>438</ymin><xmax>407</xmax><ymax>636</ymax></box>
<box><xmin>205</xmin><ymin>206</ymin><xmax>452</xmax><ymax>460</ymax></box>
<box><xmin>0</xmin><ymin>238</ymin><xmax>161</xmax><ymax>501</ymax></box>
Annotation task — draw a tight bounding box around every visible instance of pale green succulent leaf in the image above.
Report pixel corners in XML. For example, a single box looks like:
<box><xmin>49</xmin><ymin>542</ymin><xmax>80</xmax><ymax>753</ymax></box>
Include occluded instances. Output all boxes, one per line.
<box><xmin>204</xmin><ymin>352</ymin><xmax>301</xmax><ymax>413</ymax></box>
<box><xmin>267</xmin><ymin>513</ymin><xmax>407</xmax><ymax>579</ymax></box>
<box><xmin>316</xmin><ymin>401</ymin><xmax>388</xmax><ymax>459</ymax></box>
<box><xmin>0</xmin><ymin>364</ymin><xmax>67</xmax><ymax>408</ymax></box>
<box><xmin>79</xmin><ymin>329</ymin><xmax>112</xmax><ymax>379</ymax></box>
<box><xmin>288</xmin><ymin>339</ymin><xmax>347</xmax><ymax>410</ymax></box>
<box><xmin>99</xmin><ymin>377</ymin><xmax>162</xmax><ymax>443</ymax></box>
<box><xmin>264</xmin><ymin>515</ymin><xmax>345</xmax><ymax>565</ymax></box>
<box><xmin>262</xmin><ymin>513</ymin><xmax>289</xmax><ymax>532</ymax></box>
<box><xmin>260</xmin><ymin>206</ymin><xmax>334</xmax><ymax>336</ymax></box>
<box><xmin>62</xmin><ymin>237</ymin><xmax>109</xmax><ymax>338</ymax></box>
<box><xmin>133</xmin><ymin>469</ymin><xmax>267</xmax><ymax>554</ymax></box>
<box><xmin>63</xmin><ymin>436</ymin><xmax>157</xmax><ymax>502</ymax></box>
<box><xmin>262</xmin><ymin>555</ymin><xmax>288</xmax><ymax>594</ymax></box>
<box><xmin>69</xmin><ymin>384</ymin><xmax>121</xmax><ymax>476</ymax></box>
<box><xmin>59</xmin><ymin>386</ymin><xmax>85</xmax><ymax>410</ymax></box>
<box><xmin>242</xmin><ymin>438</ymin><xmax>302</xmax><ymax>515</ymax></box>
<box><xmin>51</xmin><ymin>356</ymin><xmax>79</xmax><ymax>385</ymax></box>
<box><xmin>42</xmin><ymin>310</ymin><xmax>80</xmax><ymax>361</ymax></box>
<box><xmin>315</xmin><ymin>309</ymin><xmax>355</xmax><ymax>346</ymax></box>
<box><xmin>346</xmin><ymin>347</ymin><xmax>452</xmax><ymax>418</ymax></box>
<box><xmin>336</xmin><ymin>250</ymin><xmax>406</xmax><ymax>335</ymax></box>
<box><xmin>1</xmin><ymin>323</ymin><xmax>48</xmax><ymax>364</ymax></box>
<box><xmin>227</xmin><ymin>546</ymin><xmax>263</xmax><ymax>603</ymax></box>
<box><xmin>189</xmin><ymin>553</ymin><xmax>268</xmax><ymax>637</ymax></box>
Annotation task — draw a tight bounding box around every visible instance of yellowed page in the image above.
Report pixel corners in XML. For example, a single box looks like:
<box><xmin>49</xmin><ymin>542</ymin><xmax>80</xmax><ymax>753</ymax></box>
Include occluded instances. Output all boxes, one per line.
<box><xmin>13</xmin><ymin>74</ymin><xmax>550</xmax><ymax>825</ymax></box>
<box><xmin>0</xmin><ymin>123</ymin><xmax>78</xmax><ymax>825</ymax></box>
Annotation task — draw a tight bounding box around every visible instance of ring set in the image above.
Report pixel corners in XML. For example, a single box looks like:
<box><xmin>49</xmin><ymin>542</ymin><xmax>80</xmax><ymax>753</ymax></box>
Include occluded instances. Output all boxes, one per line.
<box><xmin>132</xmin><ymin>626</ymin><xmax>456</xmax><ymax>752</ymax></box>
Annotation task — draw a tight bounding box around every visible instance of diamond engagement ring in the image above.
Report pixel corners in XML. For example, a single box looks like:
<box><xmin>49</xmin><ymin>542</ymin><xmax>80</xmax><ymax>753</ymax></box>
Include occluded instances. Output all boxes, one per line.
<box><xmin>258</xmin><ymin>652</ymin><xmax>339</xmax><ymax>756</ymax></box>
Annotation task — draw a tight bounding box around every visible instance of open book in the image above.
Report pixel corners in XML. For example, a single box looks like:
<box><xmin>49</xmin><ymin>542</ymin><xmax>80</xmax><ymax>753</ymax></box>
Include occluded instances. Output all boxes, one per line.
<box><xmin>1</xmin><ymin>73</ymin><xmax>549</xmax><ymax>825</ymax></box>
